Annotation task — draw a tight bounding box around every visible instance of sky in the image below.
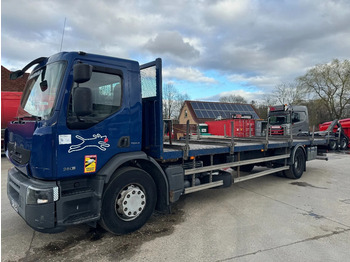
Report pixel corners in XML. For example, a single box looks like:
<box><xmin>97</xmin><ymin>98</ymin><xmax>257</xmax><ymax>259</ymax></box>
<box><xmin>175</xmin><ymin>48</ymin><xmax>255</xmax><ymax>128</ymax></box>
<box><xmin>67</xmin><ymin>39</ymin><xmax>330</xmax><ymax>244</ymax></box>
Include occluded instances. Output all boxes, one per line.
<box><xmin>1</xmin><ymin>0</ymin><xmax>350</xmax><ymax>102</ymax></box>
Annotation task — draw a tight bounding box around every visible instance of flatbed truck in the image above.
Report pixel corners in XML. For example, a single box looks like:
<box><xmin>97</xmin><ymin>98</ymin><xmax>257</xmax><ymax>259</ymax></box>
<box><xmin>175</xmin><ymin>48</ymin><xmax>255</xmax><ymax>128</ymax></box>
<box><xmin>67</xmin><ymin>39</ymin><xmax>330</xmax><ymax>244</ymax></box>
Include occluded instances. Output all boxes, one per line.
<box><xmin>6</xmin><ymin>52</ymin><xmax>330</xmax><ymax>235</ymax></box>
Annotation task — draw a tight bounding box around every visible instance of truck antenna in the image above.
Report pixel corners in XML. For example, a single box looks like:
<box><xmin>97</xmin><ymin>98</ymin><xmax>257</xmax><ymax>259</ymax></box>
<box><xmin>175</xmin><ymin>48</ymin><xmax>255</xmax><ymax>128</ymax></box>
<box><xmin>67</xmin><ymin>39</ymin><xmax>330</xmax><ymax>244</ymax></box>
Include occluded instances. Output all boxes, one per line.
<box><xmin>59</xmin><ymin>17</ymin><xmax>67</xmax><ymax>52</ymax></box>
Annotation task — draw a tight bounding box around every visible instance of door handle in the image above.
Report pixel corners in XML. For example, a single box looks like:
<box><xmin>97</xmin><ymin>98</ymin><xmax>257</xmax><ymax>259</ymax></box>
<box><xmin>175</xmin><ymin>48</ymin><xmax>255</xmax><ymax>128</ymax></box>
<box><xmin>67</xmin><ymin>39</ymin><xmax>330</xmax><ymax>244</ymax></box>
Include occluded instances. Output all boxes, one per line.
<box><xmin>118</xmin><ymin>136</ymin><xmax>130</xmax><ymax>148</ymax></box>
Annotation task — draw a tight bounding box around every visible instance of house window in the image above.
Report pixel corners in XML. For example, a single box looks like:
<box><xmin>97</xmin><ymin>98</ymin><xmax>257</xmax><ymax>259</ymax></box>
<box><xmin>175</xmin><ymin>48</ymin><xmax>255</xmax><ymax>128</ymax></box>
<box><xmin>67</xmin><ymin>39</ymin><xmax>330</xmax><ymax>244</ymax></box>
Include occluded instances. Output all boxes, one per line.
<box><xmin>185</xmin><ymin>109</ymin><xmax>188</xmax><ymax>118</ymax></box>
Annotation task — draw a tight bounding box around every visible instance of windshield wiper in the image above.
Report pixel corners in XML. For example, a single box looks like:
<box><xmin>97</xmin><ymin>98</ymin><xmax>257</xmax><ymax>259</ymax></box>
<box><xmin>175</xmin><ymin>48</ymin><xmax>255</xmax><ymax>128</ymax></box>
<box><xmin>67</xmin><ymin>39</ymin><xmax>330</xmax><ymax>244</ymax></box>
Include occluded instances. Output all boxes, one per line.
<box><xmin>17</xmin><ymin>115</ymin><xmax>42</xmax><ymax>121</ymax></box>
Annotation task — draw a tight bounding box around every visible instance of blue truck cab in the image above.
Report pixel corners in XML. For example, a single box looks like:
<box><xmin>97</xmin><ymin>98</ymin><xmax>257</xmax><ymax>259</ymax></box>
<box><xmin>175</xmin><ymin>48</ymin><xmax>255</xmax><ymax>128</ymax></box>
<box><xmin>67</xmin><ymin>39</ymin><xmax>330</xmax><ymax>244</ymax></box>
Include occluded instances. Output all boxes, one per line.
<box><xmin>6</xmin><ymin>52</ymin><xmax>169</xmax><ymax>234</ymax></box>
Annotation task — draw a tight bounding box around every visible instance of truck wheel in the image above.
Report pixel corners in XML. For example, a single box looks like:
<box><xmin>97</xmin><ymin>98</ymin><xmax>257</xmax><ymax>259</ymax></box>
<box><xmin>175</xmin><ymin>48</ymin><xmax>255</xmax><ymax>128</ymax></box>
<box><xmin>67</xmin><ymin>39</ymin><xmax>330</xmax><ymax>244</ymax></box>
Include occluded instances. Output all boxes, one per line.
<box><xmin>284</xmin><ymin>148</ymin><xmax>305</xmax><ymax>179</ymax></box>
<box><xmin>100</xmin><ymin>167</ymin><xmax>157</xmax><ymax>235</ymax></box>
<box><xmin>328</xmin><ymin>140</ymin><xmax>338</xmax><ymax>150</ymax></box>
<box><xmin>340</xmin><ymin>138</ymin><xmax>348</xmax><ymax>150</ymax></box>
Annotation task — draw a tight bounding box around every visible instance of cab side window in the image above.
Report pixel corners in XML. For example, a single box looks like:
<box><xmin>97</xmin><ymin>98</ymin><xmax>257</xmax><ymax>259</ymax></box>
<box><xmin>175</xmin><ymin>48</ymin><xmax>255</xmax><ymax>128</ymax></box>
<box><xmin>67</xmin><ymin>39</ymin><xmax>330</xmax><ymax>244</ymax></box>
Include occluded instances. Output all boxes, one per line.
<box><xmin>292</xmin><ymin>112</ymin><xmax>306</xmax><ymax>123</ymax></box>
<box><xmin>67</xmin><ymin>71</ymin><xmax>122</xmax><ymax>129</ymax></box>
<box><xmin>292</xmin><ymin>113</ymin><xmax>300</xmax><ymax>123</ymax></box>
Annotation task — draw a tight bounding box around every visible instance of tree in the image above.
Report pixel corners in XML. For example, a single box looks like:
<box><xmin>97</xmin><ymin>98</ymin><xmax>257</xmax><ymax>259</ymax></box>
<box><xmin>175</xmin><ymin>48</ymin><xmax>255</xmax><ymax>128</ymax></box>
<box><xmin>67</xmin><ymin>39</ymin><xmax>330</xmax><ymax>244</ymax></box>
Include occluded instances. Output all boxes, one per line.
<box><xmin>252</xmin><ymin>94</ymin><xmax>276</xmax><ymax>119</ymax></box>
<box><xmin>304</xmin><ymin>99</ymin><xmax>330</xmax><ymax>128</ymax></box>
<box><xmin>163</xmin><ymin>83</ymin><xmax>189</xmax><ymax>119</ymax></box>
<box><xmin>219</xmin><ymin>95</ymin><xmax>247</xmax><ymax>104</ymax></box>
<box><xmin>274</xmin><ymin>81</ymin><xmax>304</xmax><ymax>105</ymax></box>
<box><xmin>297</xmin><ymin>59</ymin><xmax>350</xmax><ymax>119</ymax></box>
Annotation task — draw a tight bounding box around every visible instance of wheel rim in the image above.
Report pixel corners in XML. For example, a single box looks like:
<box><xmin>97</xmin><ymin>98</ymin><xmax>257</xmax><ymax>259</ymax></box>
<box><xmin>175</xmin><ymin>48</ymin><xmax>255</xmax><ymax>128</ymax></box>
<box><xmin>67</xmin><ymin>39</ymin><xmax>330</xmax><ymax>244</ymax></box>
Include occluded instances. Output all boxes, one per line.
<box><xmin>294</xmin><ymin>152</ymin><xmax>303</xmax><ymax>175</ymax></box>
<box><xmin>115</xmin><ymin>184</ymin><xmax>146</xmax><ymax>221</ymax></box>
<box><xmin>330</xmin><ymin>141</ymin><xmax>336</xmax><ymax>150</ymax></box>
<box><xmin>341</xmin><ymin>139</ymin><xmax>347</xmax><ymax>149</ymax></box>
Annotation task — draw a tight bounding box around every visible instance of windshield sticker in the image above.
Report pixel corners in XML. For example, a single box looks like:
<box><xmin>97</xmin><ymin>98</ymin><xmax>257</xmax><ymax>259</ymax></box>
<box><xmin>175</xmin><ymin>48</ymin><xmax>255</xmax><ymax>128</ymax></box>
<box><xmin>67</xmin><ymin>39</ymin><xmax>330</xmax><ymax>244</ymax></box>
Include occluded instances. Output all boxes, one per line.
<box><xmin>68</xmin><ymin>134</ymin><xmax>110</xmax><ymax>153</ymax></box>
<box><xmin>84</xmin><ymin>155</ymin><xmax>97</xmax><ymax>173</ymax></box>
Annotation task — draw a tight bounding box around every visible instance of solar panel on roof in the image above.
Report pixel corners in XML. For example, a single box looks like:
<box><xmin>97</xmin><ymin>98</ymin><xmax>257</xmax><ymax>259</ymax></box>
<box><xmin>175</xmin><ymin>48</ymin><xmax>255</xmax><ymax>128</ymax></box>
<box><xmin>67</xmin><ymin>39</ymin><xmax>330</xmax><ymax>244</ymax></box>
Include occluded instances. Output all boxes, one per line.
<box><xmin>207</xmin><ymin>111</ymin><xmax>215</xmax><ymax>118</ymax></box>
<box><xmin>191</xmin><ymin>102</ymin><xmax>198</xmax><ymax>109</ymax></box>
<box><xmin>197</xmin><ymin>110</ymin><xmax>204</xmax><ymax>118</ymax></box>
<box><xmin>190</xmin><ymin>101</ymin><xmax>259</xmax><ymax>119</ymax></box>
<box><xmin>193</xmin><ymin>109</ymin><xmax>200</xmax><ymax>117</ymax></box>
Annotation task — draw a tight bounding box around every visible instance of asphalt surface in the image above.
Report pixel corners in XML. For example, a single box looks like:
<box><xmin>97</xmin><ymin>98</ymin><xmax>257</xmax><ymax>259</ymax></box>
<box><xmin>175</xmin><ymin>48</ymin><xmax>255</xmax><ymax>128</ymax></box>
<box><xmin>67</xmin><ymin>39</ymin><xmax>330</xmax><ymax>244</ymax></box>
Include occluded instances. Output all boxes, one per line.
<box><xmin>1</xmin><ymin>152</ymin><xmax>350</xmax><ymax>261</ymax></box>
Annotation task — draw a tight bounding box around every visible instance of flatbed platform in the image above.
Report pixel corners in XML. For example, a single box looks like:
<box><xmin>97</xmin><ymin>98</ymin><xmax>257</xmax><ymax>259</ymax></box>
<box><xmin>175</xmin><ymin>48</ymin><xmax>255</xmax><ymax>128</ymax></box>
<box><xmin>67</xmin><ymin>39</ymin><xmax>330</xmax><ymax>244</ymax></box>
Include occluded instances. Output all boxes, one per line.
<box><xmin>162</xmin><ymin>136</ymin><xmax>328</xmax><ymax>160</ymax></box>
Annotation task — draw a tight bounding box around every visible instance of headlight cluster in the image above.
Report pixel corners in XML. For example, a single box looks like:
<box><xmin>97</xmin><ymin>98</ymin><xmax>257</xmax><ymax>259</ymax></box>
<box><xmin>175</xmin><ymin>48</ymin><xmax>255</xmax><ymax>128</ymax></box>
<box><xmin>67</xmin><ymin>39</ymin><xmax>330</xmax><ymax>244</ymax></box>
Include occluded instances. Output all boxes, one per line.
<box><xmin>26</xmin><ymin>186</ymin><xmax>59</xmax><ymax>205</ymax></box>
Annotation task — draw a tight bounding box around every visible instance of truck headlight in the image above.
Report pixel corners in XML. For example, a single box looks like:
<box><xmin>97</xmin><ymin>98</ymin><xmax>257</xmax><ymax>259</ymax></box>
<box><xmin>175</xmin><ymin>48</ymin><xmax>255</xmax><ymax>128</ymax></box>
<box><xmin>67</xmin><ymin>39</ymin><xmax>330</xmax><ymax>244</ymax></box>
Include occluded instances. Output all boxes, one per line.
<box><xmin>26</xmin><ymin>186</ymin><xmax>59</xmax><ymax>205</ymax></box>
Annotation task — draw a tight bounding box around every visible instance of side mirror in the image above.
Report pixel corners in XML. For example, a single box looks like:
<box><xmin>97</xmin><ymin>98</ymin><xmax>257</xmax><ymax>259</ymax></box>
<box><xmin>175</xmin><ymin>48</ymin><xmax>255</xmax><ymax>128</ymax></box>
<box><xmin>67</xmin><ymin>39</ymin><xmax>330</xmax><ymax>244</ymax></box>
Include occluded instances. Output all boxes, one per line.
<box><xmin>73</xmin><ymin>87</ymin><xmax>92</xmax><ymax>116</ymax></box>
<box><xmin>73</xmin><ymin>63</ymin><xmax>92</xmax><ymax>83</ymax></box>
<box><xmin>10</xmin><ymin>70</ymin><xmax>24</xmax><ymax>80</ymax></box>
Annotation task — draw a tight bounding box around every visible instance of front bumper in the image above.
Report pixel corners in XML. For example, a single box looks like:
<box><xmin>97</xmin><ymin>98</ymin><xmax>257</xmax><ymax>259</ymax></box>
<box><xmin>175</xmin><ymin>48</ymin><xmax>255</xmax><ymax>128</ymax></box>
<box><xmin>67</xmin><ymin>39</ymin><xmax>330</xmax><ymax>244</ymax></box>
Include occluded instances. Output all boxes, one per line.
<box><xmin>7</xmin><ymin>167</ymin><xmax>65</xmax><ymax>233</ymax></box>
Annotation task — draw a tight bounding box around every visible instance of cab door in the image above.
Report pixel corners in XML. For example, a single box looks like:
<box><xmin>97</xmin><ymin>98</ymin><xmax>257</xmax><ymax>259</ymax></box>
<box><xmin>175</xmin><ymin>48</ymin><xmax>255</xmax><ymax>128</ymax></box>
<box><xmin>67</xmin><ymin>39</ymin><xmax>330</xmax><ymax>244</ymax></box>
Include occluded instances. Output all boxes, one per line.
<box><xmin>56</xmin><ymin>63</ymin><xmax>133</xmax><ymax>179</ymax></box>
<box><xmin>292</xmin><ymin>111</ymin><xmax>308</xmax><ymax>134</ymax></box>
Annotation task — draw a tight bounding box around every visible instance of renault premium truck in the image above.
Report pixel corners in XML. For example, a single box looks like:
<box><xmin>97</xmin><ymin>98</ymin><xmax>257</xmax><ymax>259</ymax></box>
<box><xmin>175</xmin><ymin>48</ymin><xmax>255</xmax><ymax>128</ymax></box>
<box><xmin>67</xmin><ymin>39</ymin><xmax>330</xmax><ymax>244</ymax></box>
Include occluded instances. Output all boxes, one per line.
<box><xmin>6</xmin><ymin>52</ymin><xmax>330</xmax><ymax>235</ymax></box>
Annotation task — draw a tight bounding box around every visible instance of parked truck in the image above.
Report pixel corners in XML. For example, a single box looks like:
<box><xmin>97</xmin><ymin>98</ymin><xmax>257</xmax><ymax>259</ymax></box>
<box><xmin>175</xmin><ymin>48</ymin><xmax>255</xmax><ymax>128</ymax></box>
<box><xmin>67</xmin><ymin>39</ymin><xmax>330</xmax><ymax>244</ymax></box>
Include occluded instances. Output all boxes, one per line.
<box><xmin>268</xmin><ymin>105</ymin><xmax>309</xmax><ymax>136</ymax></box>
<box><xmin>267</xmin><ymin>104</ymin><xmax>348</xmax><ymax>150</ymax></box>
<box><xmin>319</xmin><ymin>118</ymin><xmax>350</xmax><ymax>150</ymax></box>
<box><xmin>6</xmin><ymin>52</ymin><xmax>331</xmax><ymax>235</ymax></box>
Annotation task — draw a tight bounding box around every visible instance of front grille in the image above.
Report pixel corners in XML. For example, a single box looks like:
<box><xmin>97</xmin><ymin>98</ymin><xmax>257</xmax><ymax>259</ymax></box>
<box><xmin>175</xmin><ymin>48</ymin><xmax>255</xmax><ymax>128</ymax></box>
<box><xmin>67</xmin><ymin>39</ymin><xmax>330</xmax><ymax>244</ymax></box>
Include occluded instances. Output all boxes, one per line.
<box><xmin>270</xmin><ymin>127</ymin><xmax>284</xmax><ymax>135</ymax></box>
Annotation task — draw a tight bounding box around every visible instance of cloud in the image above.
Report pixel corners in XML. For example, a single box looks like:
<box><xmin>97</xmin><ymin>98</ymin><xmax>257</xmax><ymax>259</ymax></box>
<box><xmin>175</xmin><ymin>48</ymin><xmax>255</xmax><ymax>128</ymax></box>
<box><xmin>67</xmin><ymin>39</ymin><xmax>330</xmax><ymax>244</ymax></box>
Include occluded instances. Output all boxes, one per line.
<box><xmin>228</xmin><ymin>74</ymin><xmax>280</xmax><ymax>89</ymax></box>
<box><xmin>2</xmin><ymin>0</ymin><xmax>350</xmax><ymax>99</ymax></box>
<box><xmin>144</xmin><ymin>31</ymin><xmax>200</xmax><ymax>62</ymax></box>
<box><xmin>200</xmin><ymin>89</ymin><xmax>266</xmax><ymax>103</ymax></box>
<box><xmin>163</xmin><ymin>67</ymin><xmax>216</xmax><ymax>84</ymax></box>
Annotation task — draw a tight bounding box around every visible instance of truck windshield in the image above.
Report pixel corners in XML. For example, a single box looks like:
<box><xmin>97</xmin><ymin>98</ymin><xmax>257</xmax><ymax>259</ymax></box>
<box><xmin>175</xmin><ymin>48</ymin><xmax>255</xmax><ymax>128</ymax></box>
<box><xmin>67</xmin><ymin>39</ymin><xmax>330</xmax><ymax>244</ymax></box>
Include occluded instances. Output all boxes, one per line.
<box><xmin>269</xmin><ymin>114</ymin><xmax>291</xmax><ymax>125</ymax></box>
<box><xmin>19</xmin><ymin>61</ymin><xmax>66</xmax><ymax>119</ymax></box>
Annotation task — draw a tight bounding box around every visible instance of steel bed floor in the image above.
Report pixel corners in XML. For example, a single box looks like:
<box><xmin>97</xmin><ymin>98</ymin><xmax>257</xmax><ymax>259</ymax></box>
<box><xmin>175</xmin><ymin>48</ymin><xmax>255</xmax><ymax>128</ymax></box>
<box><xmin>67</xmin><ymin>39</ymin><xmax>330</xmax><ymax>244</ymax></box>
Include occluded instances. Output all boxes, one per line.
<box><xmin>162</xmin><ymin>136</ymin><xmax>328</xmax><ymax>160</ymax></box>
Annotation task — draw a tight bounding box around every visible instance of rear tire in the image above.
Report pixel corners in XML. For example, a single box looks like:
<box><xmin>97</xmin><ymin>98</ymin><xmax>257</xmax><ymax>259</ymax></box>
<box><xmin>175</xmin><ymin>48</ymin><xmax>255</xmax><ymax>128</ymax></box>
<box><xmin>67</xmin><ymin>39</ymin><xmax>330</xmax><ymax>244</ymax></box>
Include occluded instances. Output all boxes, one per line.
<box><xmin>284</xmin><ymin>148</ymin><xmax>305</xmax><ymax>179</ymax></box>
<box><xmin>328</xmin><ymin>140</ymin><xmax>338</xmax><ymax>150</ymax></box>
<box><xmin>100</xmin><ymin>167</ymin><xmax>157</xmax><ymax>235</ymax></box>
<box><xmin>340</xmin><ymin>138</ymin><xmax>348</xmax><ymax>150</ymax></box>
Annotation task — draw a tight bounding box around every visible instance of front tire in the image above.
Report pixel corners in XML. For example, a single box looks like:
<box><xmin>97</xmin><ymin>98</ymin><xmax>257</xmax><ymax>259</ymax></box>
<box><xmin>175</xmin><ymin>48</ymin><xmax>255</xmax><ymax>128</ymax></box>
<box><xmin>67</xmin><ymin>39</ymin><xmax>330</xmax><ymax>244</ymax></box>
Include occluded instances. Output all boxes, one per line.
<box><xmin>100</xmin><ymin>167</ymin><xmax>157</xmax><ymax>235</ymax></box>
